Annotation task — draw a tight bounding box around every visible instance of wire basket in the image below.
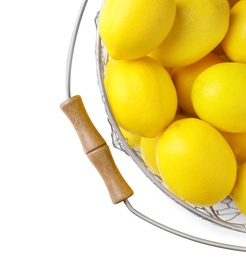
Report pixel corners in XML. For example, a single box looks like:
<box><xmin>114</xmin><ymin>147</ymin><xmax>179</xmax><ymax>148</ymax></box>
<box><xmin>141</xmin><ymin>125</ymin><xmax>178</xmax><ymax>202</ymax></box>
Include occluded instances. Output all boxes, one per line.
<box><xmin>94</xmin><ymin>11</ymin><xmax>246</xmax><ymax>234</ymax></box>
<box><xmin>61</xmin><ymin>0</ymin><xmax>246</xmax><ymax>251</ymax></box>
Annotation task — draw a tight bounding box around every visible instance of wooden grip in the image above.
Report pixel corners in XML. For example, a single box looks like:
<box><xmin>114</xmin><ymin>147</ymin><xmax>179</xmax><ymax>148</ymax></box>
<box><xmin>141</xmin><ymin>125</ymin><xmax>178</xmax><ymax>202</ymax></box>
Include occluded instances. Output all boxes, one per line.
<box><xmin>60</xmin><ymin>95</ymin><xmax>133</xmax><ymax>204</ymax></box>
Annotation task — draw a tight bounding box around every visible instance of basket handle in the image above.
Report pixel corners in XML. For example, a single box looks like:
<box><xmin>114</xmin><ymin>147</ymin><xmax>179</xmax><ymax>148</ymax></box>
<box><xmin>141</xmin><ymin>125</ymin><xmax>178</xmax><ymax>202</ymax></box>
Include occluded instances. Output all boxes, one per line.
<box><xmin>60</xmin><ymin>95</ymin><xmax>133</xmax><ymax>204</ymax></box>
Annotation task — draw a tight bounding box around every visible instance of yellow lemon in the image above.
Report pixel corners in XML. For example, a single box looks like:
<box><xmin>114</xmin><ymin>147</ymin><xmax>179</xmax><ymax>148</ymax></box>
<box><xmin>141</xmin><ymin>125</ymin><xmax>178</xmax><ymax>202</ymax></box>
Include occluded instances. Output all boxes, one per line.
<box><xmin>192</xmin><ymin>62</ymin><xmax>246</xmax><ymax>133</ymax></box>
<box><xmin>120</xmin><ymin>128</ymin><xmax>141</xmax><ymax>150</ymax></box>
<box><xmin>150</xmin><ymin>0</ymin><xmax>230</xmax><ymax>68</ymax></box>
<box><xmin>220</xmin><ymin>131</ymin><xmax>246</xmax><ymax>166</ymax></box>
<box><xmin>140</xmin><ymin>114</ymin><xmax>186</xmax><ymax>174</ymax></box>
<box><xmin>221</xmin><ymin>0</ymin><xmax>246</xmax><ymax>63</ymax></box>
<box><xmin>104</xmin><ymin>57</ymin><xmax>177</xmax><ymax>138</ymax></box>
<box><xmin>98</xmin><ymin>0</ymin><xmax>176</xmax><ymax>60</ymax></box>
<box><xmin>230</xmin><ymin>162</ymin><xmax>246</xmax><ymax>215</ymax></box>
<box><xmin>157</xmin><ymin>118</ymin><xmax>237</xmax><ymax>206</ymax></box>
<box><xmin>172</xmin><ymin>52</ymin><xmax>224</xmax><ymax>116</ymax></box>
<box><xmin>140</xmin><ymin>134</ymin><xmax>161</xmax><ymax>175</ymax></box>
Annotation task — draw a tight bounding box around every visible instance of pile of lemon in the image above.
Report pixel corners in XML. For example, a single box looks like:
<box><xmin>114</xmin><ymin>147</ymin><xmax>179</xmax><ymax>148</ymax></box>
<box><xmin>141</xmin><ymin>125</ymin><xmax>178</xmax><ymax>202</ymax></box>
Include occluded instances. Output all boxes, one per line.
<box><xmin>98</xmin><ymin>0</ymin><xmax>246</xmax><ymax>214</ymax></box>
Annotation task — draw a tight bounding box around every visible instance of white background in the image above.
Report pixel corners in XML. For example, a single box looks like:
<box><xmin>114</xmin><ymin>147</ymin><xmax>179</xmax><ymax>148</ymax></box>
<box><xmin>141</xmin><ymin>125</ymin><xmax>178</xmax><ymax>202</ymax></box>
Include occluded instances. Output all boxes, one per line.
<box><xmin>0</xmin><ymin>0</ymin><xmax>246</xmax><ymax>259</ymax></box>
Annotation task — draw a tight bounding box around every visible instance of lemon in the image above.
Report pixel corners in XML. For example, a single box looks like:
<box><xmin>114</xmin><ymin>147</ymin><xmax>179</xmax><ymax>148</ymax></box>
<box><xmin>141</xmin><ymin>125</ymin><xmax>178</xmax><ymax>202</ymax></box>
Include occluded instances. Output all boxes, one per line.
<box><xmin>172</xmin><ymin>52</ymin><xmax>224</xmax><ymax>116</ymax></box>
<box><xmin>157</xmin><ymin>118</ymin><xmax>237</xmax><ymax>206</ymax></box>
<box><xmin>140</xmin><ymin>114</ymin><xmax>186</xmax><ymax>174</ymax></box>
<box><xmin>220</xmin><ymin>131</ymin><xmax>246</xmax><ymax>166</ymax></box>
<box><xmin>221</xmin><ymin>0</ymin><xmax>246</xmax><ymax>63</ymax></box>
<box><xmin>98</xmin><ymin>0</ymin><xmax>176</xmax><ymax>60</ymax></box>
<box><xmin>140</xmin><ymin>134</ymin><xmax>161</xmax><ymax>175</ymax></box>
<box><xmin>120</xmin><ymin>128</ymin><xmax>141</xmax><ymax>150</ymax></box>
<box><xmin>192</xmin><ymin>62</ymin><xmax>246</xmax><ymax>133</ymax></box>
<box><xmin>150</xmin><ymin>0</ymin><xmax>230</xmax><ymax>68</ymax></box>
<box><xmin>230</xmin><ymin>162</ymin><xmax>246</xmax><ymax>215</ymax></box>
<box><xmin>104</xmin><ymin>57</ymin><xmax>177</xmax><ymax>138</ymax></box>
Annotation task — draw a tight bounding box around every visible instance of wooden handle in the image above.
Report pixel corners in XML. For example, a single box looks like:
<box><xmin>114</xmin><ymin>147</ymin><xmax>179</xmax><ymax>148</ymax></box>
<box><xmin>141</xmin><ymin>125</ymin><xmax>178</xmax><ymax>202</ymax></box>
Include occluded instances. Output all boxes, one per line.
<box><xmin>60</xmin><ymin>95</ymin><xmax>133</xmax><ymax>204</ymax></box>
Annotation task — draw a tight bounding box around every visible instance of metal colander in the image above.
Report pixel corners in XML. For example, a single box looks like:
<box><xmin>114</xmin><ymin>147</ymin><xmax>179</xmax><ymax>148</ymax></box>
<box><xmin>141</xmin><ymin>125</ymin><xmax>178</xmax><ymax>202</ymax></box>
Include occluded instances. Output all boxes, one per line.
<box><xmin>61</xmin><ymin>0</ymin><xmax>246</xmax><ymax>251</ymax></box>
